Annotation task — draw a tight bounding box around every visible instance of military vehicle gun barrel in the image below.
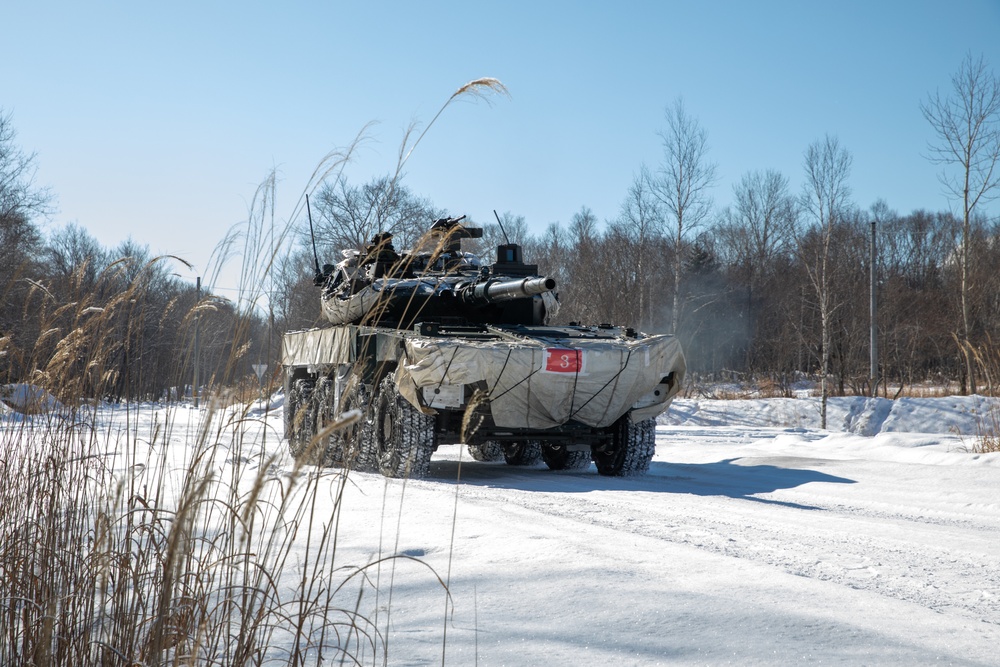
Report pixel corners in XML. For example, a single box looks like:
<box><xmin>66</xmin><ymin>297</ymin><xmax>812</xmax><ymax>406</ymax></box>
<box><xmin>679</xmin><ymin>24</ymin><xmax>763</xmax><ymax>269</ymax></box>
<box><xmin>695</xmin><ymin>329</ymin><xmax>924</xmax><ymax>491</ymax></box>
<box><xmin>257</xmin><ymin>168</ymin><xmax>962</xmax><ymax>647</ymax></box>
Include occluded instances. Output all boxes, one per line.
<box><xmin>462</xmin><ymin>275</ymin><xmax>556</xmax><ymax>306</ymax></box>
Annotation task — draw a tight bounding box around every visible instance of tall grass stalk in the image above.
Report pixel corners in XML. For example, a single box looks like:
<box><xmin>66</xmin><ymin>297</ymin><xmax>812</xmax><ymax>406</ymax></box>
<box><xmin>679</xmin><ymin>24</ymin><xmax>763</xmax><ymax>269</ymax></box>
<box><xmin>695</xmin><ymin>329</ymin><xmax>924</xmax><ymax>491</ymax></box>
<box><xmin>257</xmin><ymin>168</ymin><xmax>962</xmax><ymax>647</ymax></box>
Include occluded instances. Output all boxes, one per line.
<box><xmin>2</xmin><ymin>76</ymin><xmax>507</xmax><ymax>665</ymax></box>
<box><xmin>0</xmin><ymin>315</ymin><xmax>395</xmax><ymax>664</ymax></box>
<box><xmin>964</xmin><ymin>337</ymin><xmax>1000</xmax><ymax>453</ymax></box>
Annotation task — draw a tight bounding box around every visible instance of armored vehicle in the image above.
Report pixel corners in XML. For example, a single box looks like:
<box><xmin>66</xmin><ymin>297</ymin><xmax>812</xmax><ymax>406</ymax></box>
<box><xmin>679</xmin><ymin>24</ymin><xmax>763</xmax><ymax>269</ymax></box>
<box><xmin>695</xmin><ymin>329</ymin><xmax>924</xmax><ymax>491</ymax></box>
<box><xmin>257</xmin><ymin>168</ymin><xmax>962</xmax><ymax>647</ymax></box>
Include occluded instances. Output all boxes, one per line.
<box><xmin>281</xmin><ymin>216</ymin><xmax>685</xmax><ymax>478</ymax></box>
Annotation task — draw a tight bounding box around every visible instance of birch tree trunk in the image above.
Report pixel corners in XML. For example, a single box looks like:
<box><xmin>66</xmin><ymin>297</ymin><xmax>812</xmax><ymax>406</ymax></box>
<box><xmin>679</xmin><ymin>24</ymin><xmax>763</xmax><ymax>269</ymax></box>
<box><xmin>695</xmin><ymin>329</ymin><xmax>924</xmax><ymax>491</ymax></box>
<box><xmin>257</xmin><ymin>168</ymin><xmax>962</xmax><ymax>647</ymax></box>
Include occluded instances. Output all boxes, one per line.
<box><xmin>921</xmin><ymin>53</ymin><xmax>1000</xmax><ymax>395</ymax></box>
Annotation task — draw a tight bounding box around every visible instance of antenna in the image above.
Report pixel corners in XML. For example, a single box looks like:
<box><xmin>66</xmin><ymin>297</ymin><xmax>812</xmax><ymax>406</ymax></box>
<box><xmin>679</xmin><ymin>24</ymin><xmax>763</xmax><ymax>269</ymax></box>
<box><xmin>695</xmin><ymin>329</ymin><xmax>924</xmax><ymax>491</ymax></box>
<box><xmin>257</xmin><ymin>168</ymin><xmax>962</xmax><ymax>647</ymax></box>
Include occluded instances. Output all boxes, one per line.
<box><xmin>306</xmin><ymin>194</ymin><xmax>321</xmax><ymax>280</ymax></box>
<box><xmin>493</xmin><ymin>209</ymin><xmax>511</xmax><ymax>245</ymax></box>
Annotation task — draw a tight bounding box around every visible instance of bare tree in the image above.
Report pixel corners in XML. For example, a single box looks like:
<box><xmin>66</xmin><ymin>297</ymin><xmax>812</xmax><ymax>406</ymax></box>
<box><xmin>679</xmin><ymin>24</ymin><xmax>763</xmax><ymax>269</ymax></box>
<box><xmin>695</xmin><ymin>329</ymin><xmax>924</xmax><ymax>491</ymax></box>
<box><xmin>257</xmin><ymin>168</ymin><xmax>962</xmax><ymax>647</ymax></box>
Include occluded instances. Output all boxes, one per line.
<box><xmin>0</xmin><ymin>110</ymin><xmax>52</xmax><ymax>381</ymax></box>
<box><xmin>271</xmin><ymin>247</ymin><xmax>326</xmax><ymax>332</ymax></box>
<box><xmin>311</xmin><ymin>176</ymin><xmax>441</xmax><ymax>256</ymax></box>
<box><xmin>267</xmin><ymin>176</ymin><xmax>442</xmax><ymax>332</ymax></box>
<box><xmin>529</xmin><ymin>221</ymin><xmax>569</xmax><ymax>297</ymax></box>
<box><xmin>614</xmin><ymin>166</ymin><xmax>665</xmax><ymax>330</ymax></box>
<box><xmin>470</xmin><ymin>210</ymin><xmax>530</xmax><ymax>261</ymax></box>
<box><xmin>649</xmin><ymin>99</ymin><xmax>717</xmax><ymax>334</ymax></box>
<box><xmin>801</xmin><ymin>135</ymin><xmax>853</xmax><ymax>428</ymax></box>
<box><xmin>921</xmin><ymin>52</ymin><xmax>1000</xmax><ymax>394</ymax></box>
<box><xmin>875</xmin><ymin>209</ymin><xmax>960</xmax><ymax>389</ymax></box>
<box><xmin>558</xmin><ymin>207</ymin><xmax>604</xmax><ymax>324</ymax></box>
<box><xmin>718</xmin><ymin>170</ymin><xmax>798</xmax><ymax>275</ymax></box>
<box><xmin>715</xmin><ymin>169</ymin><xmax>798</xmax><ymax>368</ymax></box>
<box><xmin>0</xmin><ymin>110</ymin><xmax>50</xmax><ymax>288</ymax></box>
<box><xmin>46</xmin><ymin>223</ymin><xmax>108</xmax><ymax>291</ymax></box>
<box><xmin>0</xmin><ymin>110</ymin><xmax>52</xmax><ymax>224</ymax></box>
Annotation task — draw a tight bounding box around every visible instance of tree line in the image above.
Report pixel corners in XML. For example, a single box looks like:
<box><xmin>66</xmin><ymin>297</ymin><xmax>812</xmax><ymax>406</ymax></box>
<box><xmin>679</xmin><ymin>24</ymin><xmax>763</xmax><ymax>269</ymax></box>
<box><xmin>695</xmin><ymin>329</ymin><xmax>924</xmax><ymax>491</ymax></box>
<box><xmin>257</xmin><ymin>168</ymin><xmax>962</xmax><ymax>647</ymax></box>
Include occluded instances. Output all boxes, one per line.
<box><xmin>3</xmin><ymin>55</ymin><xmax>998</xmax><ymax>403</ymax></box>
<box><xmin>275</xmin><ymin>54</ymin><xmax>1000</xmax><ymax>405</ymax></box>
<box><xmin>273</xmin><ymin>170</ymin><xmax>998</xmax><ymax>399</ymax></box>
<box><xmin>0</xmin><ymin>111</ymin><xmax>267</xmax><ymax>402</ymax></box>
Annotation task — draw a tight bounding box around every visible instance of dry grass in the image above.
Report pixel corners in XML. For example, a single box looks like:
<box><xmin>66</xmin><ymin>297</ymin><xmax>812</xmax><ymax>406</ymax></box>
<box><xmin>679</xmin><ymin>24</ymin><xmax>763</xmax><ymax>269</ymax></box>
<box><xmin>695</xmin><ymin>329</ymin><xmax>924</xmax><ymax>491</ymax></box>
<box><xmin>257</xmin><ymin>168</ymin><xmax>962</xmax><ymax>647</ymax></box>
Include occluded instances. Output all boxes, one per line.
<box><xmin>686</xmin><ymin>372</ymin><xmax>796</xmax><ymax>399</ymax></box>
<box><xmin>686</xmin><ymin>375</ymin><xmax>977</xmax><ymax>401</ymax></box>
<box><xmin>972</xmin><ymin>407</ymin><xmax>1000</xmax><ymax>453</ymax></box>
<box><xmin>885</xmin><ymin>383</ymin><xmax>964</xmax><ymax>398</ymax></box>
<box><xmin>0</xmin><ymin>75</ymin><xmax>511</xmax><ymax>665</ymax></box>
<box><xmin>0</xmin><ymin>269</ymin><xmax>400</xmax><ymax>665</ymax></box>
<box><xmin>966</xmin><ymin>339</ymin><xmax>1000</xmax><ymax>452</ymax></box>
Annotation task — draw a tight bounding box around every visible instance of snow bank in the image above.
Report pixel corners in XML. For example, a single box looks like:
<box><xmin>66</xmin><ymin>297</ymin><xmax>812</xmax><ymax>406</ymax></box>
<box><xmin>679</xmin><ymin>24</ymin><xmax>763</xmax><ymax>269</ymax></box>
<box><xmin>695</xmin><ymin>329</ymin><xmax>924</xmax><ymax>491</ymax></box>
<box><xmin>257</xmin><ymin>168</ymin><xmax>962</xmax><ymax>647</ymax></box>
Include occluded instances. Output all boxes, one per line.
<box><xmin>247</xmin><ymin>391</ymin><xmax>284</xmax><ymax>416</ymax></box>
<box><xmin>0</xmin><ymin>383</ymin><xmax>64</xmax><ymax>415</ymax></box>
<box><xmin>666</xmin><ymin>394</ymin><xmax>999</xmax><ymax>436</ymax></box>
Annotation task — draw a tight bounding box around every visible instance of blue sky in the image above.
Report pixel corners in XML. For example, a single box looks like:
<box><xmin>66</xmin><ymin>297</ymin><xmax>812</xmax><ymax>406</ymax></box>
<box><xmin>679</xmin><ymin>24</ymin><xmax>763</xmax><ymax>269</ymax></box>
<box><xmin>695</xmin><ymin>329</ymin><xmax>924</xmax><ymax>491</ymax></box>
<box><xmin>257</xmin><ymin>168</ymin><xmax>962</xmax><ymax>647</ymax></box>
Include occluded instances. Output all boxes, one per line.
<box><xmin>4</xmin><ymin>1</ymin><xmax>1000</xmax><ymax>290</ymax></box>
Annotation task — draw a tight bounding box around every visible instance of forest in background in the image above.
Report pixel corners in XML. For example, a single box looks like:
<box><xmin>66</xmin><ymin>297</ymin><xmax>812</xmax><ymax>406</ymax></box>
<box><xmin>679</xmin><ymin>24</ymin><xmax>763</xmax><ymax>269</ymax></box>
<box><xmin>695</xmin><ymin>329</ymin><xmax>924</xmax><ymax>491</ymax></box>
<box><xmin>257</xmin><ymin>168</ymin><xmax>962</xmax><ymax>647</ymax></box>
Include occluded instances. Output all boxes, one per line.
<box><xmin>3</xmin><ymin>55</ymin><xmax>1000</xmax><ymax>403</ymax></box>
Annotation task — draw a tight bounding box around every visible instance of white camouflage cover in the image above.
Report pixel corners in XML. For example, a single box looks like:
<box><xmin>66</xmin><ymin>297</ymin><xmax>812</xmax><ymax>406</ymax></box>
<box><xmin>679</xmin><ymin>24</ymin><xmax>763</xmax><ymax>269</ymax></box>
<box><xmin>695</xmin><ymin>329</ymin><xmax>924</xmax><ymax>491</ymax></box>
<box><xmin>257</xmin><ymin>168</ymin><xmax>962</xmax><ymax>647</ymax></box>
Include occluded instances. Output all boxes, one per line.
<box><xmin>395</xmin><ymin>333</ymin><xmax>686</xmax><ymax>429</ymax></box>
<box><xmin>281</xmin><ymin>327</ymin><xmax>356</xmax><ymax>368</ymax></box>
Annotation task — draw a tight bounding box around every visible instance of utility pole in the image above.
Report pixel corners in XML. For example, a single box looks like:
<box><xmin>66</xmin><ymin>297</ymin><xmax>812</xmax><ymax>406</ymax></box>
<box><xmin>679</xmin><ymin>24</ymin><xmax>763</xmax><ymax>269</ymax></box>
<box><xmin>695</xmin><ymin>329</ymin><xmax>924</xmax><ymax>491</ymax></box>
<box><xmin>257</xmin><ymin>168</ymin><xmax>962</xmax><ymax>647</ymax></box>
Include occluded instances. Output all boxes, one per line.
<box><xmin>870</xmin><ymin>219</ymin><xmax>878</xmax><ymax>397</ymax></box>
<box><xmin>194</xmin><ymin>276</ymin><xmax>201</xmax><ymax>408</ymax></box>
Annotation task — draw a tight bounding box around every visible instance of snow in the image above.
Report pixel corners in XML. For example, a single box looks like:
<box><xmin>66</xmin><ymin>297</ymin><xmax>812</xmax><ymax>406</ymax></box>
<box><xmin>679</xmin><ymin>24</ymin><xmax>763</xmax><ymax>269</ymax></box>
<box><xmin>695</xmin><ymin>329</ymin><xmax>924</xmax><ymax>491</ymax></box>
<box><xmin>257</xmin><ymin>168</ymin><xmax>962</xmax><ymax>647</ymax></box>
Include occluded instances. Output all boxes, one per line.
<box><xmin>5</xmin><ymin>393</ymin><xmax>1000</xmax><ymax>665</ymax></box>
<box><xmin>0</xmin><ymin>382</ymin><xmax>64</xmax><ymax>414</ymax></box>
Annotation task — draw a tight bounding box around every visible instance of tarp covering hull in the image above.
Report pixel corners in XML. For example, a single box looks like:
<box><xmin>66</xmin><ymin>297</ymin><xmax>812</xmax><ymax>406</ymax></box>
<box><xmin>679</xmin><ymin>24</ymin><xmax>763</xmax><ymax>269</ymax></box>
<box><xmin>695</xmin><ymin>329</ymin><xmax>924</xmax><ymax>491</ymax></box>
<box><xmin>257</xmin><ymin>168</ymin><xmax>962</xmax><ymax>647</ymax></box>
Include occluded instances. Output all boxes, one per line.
<box><xmin>396</xmin><ymin>333</ymin><xmax>686</xmax><ymax>429</ymax></box>
<box><xmin>320</xmin><ymin>287</ymin><xmax>381</xmax><ymax>326</ymax></box>
<box><xmin>320</xmin><ymin>277</ymin><xmax>462</xmax><ymax>326</ymax></box>
<box><xmin>282</xmin><ymin>327</ymin><xmax>357</xmax><ymax>368</ymax></box>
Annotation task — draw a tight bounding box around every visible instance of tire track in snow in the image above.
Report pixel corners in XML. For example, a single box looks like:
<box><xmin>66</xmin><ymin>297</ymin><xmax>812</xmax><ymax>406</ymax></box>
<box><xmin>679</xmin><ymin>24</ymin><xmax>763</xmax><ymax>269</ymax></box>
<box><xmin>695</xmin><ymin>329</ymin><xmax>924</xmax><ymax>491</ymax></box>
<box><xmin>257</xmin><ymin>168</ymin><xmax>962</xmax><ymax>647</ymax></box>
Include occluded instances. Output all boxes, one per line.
<box><xmin>432</xmin><ymin>441</ymin><xmax>1000</xmax><ymax>627</ymax></box>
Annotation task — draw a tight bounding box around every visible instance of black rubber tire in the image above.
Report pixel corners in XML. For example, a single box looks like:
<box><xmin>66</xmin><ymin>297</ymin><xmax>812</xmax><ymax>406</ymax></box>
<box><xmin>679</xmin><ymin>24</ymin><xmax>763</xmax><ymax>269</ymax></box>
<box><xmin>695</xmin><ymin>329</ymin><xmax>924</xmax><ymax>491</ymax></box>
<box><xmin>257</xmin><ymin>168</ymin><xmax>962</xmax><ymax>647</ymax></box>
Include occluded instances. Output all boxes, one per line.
<box><xmin>283</xmin><ymin>380</ymin><xmax>298</xmax><ymax>441</ymax></box>
<box><xmin>286</xmin><ymin>378</ymin><xmax>315</xmax><ymax>460</ymax></box>
<box><xmin>541</xmin><ymin>444</ymin><xmax>592</xmax><ymax>471</ymax></box>
<box><xmin>310</xmin><ymin>376</ymin><xmax>339</xmax><ymax>466</ymax></box>
<box><xmin>288</xmin><ymin>377</ymin><xmax>346</xmax><ymax>467</ymax></box>
<box><xmin>370</xmin><ymin>375</ymin><xmax>436</xmax><ymax>479</ymax></box>
<box><xmin>593</xmin><ymin>416</ymin><xmax>656</xmax><ymax>477</ymax></box>
<box><xmin>354</xmin><ymin>389</ymin><xmax>380</xmax><ymax>473</ymax></box>
<box><xmin>467</xmin><ymin>441</ymin><xmax>504</xmax><ymax>462</ymax></box>
<box><xmin>337</xmin><ymin>380</ymin><xmax>372</xmax><ymax>471</ymax></box>
<box><xmin>310</xmin><ymin>374</ymin><xmax>373</xmax><ymax>469</ymax></box>
<box><xmin>502</xmin><ymin>441</ymin><xmax>542</xmax><ymax>466</ymax></box>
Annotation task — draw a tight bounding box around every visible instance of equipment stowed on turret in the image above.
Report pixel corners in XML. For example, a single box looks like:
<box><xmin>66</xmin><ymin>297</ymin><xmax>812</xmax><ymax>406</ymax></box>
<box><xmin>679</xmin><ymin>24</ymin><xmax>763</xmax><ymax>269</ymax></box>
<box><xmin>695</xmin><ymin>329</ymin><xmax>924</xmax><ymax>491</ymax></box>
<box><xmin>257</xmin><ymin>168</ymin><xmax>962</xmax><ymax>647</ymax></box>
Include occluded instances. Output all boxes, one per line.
<box><xmin>281</xmin><ymin>215</ymin><xmax>686</xmax><ymax>479</ymax></box>
<box><xmin>314</xmin><ymin>216</ymin><xmax>559</xmax><ymax>328</ymax></box>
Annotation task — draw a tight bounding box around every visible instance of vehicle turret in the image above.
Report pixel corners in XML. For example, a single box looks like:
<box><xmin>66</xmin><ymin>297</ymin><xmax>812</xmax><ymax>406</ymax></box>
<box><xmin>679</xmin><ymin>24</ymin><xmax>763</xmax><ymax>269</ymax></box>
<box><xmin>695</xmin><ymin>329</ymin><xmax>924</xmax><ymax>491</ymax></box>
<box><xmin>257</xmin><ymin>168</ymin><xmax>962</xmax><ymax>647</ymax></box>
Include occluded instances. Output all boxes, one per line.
<box><xmin>318</xmin><ymin>216</ymin><xmax>558</xmax><ymax>328</ymax></box>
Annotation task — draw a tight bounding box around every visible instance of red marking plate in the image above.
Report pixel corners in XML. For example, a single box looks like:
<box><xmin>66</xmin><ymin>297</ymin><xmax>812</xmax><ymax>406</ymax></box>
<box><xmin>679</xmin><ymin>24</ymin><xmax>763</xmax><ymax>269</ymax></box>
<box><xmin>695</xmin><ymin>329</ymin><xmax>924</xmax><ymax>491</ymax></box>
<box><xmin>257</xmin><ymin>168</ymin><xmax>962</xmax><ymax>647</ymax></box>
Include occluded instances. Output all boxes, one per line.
<box><xmin>545</xmin><ymin>348</ymin><xmax>583</xmax><ymax>373</ymax></box>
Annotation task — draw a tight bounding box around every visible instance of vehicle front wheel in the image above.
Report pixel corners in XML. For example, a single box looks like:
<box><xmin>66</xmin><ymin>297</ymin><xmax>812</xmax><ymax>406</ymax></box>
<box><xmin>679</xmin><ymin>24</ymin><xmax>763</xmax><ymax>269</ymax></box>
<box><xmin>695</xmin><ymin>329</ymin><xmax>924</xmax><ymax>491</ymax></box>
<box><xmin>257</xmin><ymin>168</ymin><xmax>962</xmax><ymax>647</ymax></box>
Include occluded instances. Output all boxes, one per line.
<box><xmin>593</xmin><ymin>416</ymin><xmax>656</xmax><ymax>476</ymax></box>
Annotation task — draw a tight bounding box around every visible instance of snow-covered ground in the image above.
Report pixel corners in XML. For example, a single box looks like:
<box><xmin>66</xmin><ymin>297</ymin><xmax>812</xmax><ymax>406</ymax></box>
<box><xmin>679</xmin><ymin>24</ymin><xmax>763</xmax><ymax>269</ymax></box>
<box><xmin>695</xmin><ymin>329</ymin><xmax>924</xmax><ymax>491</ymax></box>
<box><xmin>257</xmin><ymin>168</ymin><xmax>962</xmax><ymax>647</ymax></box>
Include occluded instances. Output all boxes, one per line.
<box><xmin>4</xmin><ymin>392</ymin><xmax>999</xmax><ymax>665</ymax></box>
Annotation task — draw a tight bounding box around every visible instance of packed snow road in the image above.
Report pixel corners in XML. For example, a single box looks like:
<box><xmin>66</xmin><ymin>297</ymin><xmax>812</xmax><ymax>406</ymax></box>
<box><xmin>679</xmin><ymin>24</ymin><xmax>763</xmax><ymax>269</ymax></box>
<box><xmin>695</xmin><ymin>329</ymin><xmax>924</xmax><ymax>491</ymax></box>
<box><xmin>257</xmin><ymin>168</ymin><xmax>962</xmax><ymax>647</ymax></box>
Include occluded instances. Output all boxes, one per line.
<box><xmin>321</xmin><ymin>413</ymin><xmax>1000</xmax><ymax>666</ymax></box>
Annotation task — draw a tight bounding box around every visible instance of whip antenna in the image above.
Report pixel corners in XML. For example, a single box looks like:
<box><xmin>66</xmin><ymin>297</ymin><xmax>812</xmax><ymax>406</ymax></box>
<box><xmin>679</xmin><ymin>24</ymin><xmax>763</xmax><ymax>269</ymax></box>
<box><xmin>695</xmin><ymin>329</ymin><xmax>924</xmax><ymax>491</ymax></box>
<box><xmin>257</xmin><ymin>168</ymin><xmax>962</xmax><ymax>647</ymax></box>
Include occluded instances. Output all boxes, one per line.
<box><xmin>306</xmin><ymin>194</ymin><xmax>321</xmax><ymax>280</ymax></box>
<box><xmin>493</xmin><ymin>209</ymin><xmax>511</xmax><ymax>245</ymax></box>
